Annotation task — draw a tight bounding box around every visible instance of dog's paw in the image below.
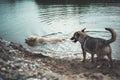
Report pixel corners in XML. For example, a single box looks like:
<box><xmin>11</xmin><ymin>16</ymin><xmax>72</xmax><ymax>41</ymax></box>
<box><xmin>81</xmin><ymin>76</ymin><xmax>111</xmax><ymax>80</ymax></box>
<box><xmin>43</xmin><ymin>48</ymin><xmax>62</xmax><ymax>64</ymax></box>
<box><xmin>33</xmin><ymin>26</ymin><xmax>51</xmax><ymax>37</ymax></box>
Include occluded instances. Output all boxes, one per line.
<box><xmin>81</xmin><ymin>59</ymin><xmax>85</xmax><ymax>62</ymax></box>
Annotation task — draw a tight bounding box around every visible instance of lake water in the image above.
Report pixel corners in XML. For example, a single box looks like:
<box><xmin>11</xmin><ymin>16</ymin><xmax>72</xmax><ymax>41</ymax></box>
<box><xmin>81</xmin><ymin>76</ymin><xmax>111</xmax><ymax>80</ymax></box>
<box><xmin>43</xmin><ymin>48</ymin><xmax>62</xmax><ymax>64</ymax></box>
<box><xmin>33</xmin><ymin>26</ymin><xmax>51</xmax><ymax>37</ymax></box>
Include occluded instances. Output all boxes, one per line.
<box><xmin>0</xmin><ymin>0</ymin><xmax>120</xmax><ymax>59</ymax></box>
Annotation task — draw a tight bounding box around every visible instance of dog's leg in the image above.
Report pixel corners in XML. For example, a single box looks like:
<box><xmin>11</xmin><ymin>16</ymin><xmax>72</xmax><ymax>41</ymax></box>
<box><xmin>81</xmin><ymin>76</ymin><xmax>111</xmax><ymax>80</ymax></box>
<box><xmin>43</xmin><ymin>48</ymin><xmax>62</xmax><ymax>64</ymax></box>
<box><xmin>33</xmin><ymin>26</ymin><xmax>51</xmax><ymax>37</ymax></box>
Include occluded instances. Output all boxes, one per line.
<box><xmin>91</xmin><ymin>53</ymin><xmax>94</xmax><ymax>63</ymax></box>
<box><xmin>82</xmin><ymin>50</ymin><xmax>86</xmax><ymax>62</ymax></box>
<box><xmin>96</xmin><ymin>54</ymin><xmax>104</xmax><ymax>68</ymax></box>
<box><xmin>107</xmin><ymin>54</ymin><xmax>113</xmax><ymax>68</ymax></box>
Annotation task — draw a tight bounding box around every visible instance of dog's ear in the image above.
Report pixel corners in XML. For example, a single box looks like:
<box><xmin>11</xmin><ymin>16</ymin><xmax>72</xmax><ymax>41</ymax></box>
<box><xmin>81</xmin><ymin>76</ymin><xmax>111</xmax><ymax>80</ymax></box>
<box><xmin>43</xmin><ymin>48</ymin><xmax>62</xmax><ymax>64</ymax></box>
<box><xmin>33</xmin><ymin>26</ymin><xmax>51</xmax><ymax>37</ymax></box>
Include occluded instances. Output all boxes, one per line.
<box><xmin>81</xmin><ymin>28</ymin><xmax>86</xmax><ymax>32</ymax></box>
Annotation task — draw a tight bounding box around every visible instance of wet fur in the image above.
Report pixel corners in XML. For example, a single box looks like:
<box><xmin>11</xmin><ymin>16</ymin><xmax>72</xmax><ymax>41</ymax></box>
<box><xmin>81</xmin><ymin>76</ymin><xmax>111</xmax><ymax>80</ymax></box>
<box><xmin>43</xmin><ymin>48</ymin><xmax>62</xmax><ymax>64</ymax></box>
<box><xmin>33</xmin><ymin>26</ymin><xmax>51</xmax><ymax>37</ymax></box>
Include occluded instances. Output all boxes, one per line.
<box><xmin>71</xmin><ymin>28</ymin><xmax>116</xmax><ymax>68</ymax></box>
<box><xmin>25</xmin><ymin>36</ymin><xmax>65</xmax><ymax>46</ymax></box>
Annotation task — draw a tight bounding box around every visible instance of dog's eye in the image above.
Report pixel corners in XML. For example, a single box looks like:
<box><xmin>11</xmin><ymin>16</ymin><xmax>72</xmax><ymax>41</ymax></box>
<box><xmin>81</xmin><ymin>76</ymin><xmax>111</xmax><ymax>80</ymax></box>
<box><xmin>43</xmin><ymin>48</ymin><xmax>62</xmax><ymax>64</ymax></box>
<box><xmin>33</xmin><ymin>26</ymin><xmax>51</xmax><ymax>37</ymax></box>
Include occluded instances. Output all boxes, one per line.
<box><xmin>75</xmin><ymin>35</ymin><xmax>78</xmax><ymax>38</ymax></box>
<box><xmin>76</xmin><ymin>32</ymin><xmax>79</xmax><ymax>36</ymax></box>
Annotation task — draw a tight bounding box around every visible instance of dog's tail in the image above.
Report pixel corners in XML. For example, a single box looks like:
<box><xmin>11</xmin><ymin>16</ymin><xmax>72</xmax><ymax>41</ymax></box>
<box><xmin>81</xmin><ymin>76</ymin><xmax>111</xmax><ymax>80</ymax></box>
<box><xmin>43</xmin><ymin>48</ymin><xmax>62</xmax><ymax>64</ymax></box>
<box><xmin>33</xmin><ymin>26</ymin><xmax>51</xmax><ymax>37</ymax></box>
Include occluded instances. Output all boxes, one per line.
<box><xmin>105</xmin><ymin>28</ymin><xmax>116</xmax><ymax>45</ymax></box>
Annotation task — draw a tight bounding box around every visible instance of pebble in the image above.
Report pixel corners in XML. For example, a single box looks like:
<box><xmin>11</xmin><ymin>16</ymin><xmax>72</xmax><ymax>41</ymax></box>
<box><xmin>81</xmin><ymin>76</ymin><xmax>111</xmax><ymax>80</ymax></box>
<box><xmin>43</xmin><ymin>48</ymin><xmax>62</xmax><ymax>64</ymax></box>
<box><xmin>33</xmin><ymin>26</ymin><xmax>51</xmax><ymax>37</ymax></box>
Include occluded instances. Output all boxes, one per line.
<box><xmin>1</xmin><ymin>67</ymin><xmax>6</xmax><ymax>71</ymax></box>
<box><xmin>26</xmin><ymin>78</ymin><xmax>40</xmax><ymax>80</ymax></box>
<box><xmin>42</xmin><ymin>77</ymin><xmax>48</xmax><ymax>80</ymax></box>
<box><xmin>18</xmin><ymin>69</ymin><xmax>23</xmax><ymax>72</ymax></box>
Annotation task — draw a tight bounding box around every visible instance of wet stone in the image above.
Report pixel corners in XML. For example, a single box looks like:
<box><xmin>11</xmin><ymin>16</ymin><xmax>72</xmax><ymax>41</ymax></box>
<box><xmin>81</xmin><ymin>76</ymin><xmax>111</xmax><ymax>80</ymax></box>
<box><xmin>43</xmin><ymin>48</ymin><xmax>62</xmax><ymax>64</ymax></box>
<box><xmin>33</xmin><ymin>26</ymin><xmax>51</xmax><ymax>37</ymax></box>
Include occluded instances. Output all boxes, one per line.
<box><xmin>41</xmin><ymin>77</ymin><xmax>48</xmax><ymax>80</ymax></box>
<box><xmin>1</xmin><ymin>67</ymin><xmax>6</xmax><ymax>71</ymax></box>
<box><xmin>10</xmin><ymin>42</ymin><xmax>23</xmax><ymax>50</ymax></box>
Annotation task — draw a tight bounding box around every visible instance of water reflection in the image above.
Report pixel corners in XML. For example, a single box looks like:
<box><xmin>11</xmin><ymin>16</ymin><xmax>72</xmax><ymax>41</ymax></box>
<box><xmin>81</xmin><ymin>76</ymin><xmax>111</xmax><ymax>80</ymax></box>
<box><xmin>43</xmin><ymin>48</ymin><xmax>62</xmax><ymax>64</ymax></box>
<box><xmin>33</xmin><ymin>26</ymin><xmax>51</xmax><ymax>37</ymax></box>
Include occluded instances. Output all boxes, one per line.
<box><xmin>35</xmin><ymin>4</ymin><xmax>89</xmax><ymax>33</ymax></box>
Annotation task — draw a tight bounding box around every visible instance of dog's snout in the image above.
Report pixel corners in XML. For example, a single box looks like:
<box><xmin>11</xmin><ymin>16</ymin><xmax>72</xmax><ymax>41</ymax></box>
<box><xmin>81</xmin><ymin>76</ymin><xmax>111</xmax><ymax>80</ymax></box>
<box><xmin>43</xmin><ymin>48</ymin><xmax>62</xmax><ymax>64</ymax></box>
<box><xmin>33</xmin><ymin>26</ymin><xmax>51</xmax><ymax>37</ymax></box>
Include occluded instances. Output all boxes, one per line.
<box><xmin>25</xmin><ymin>38</ymin><xmax>28</xmax><ymax>43</ymax></box>
<box><xmin>70</xmin><ymin>37</ymin><xmax>74</xmax><ymax>40</ymax></box>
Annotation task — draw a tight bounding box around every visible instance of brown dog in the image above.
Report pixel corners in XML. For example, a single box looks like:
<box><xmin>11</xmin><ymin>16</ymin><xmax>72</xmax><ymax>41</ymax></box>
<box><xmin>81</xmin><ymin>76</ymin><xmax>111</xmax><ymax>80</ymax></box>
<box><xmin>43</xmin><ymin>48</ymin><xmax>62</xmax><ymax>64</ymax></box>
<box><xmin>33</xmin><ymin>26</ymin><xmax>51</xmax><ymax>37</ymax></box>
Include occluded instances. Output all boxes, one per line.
<box><xmin>25</xmin><ymin>36</ymin><xmax>65</xmax><ymax>46</ymax></box>
<box><xmin>71</xmin><ymin>28</ymin><xmax>116</xmax><ymax>68</ymax></box>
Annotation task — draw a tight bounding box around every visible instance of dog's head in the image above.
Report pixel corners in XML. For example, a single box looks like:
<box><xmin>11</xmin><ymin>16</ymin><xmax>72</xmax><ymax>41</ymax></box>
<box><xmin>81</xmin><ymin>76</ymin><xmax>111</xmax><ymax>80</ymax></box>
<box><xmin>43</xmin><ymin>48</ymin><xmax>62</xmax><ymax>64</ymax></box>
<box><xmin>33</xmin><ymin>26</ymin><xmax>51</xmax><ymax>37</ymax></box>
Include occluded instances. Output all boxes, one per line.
<box><xmin>25</xmin><ymin>37</ymin><xmax>37</xmax><ymax>42</ymax></box>
<box><xmin>25</xmin><ymin>36</ymin><xmax>37</xmax><ymax>46</ymax></box>
<box><xmin>71</xmin><ymin>28</ymin><xmax>86</xmax><ymax>43</ymax></box>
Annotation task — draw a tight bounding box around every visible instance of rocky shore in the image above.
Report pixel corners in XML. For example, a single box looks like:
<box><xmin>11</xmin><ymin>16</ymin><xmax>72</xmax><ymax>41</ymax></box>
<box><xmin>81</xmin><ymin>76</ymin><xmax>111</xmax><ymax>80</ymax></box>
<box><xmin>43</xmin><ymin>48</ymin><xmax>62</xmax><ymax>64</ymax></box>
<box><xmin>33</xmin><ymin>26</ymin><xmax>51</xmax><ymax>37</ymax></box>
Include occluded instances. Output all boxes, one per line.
<box><xmin>0</xmin><ymin>38</ymin><xmax>120</xmax><ymax>80</ymax></box>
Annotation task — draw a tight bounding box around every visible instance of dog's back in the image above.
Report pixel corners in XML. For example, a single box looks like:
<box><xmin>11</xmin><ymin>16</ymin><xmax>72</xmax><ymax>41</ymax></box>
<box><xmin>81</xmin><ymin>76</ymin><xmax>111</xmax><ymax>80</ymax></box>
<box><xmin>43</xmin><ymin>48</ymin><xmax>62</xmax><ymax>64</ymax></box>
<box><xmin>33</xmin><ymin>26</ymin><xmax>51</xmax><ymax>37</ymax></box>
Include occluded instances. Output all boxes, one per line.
<box><xmin>84</xmin><ymin>37</ymin><xmax>106</xmax><ymax>52</ymax></box>
<box><xmin>25</xmin><ymin>36</ymin><xmax>65</xmax><ymax>46</ymax></box>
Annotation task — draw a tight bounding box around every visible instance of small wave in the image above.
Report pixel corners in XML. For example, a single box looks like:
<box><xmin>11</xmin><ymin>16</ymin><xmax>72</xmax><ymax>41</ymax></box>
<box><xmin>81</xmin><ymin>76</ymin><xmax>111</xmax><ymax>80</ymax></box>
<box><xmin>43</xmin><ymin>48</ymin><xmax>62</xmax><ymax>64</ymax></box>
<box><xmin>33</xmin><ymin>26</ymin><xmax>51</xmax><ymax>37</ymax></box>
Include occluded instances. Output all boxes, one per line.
<box><xmin>41</xmin><ymin>32</ymin><xmax>62</xmax><ymax>37</ymax></box>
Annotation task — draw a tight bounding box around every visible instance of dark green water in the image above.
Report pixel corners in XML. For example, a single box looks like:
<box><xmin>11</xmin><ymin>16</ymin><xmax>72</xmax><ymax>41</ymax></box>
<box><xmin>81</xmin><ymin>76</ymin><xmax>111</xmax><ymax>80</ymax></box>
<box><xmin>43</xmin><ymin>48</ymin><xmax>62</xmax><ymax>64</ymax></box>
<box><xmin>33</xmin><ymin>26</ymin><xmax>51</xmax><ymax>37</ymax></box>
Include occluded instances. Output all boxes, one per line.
<box><xmin>0</xmin><ymin>0</ymin><xmax>120</xmax><ymax>59</ymax></box>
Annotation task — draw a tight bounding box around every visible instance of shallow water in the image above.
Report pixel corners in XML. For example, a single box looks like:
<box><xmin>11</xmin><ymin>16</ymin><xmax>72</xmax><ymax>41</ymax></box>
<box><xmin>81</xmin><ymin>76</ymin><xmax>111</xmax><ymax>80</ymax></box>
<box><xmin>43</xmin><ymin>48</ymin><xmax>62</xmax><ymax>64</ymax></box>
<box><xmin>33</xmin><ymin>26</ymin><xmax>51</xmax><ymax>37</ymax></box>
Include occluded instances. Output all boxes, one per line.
<box><xmin>0</xmin><ymin>0</ymin><xmax>120</xmax><ymax>59</ymax></box>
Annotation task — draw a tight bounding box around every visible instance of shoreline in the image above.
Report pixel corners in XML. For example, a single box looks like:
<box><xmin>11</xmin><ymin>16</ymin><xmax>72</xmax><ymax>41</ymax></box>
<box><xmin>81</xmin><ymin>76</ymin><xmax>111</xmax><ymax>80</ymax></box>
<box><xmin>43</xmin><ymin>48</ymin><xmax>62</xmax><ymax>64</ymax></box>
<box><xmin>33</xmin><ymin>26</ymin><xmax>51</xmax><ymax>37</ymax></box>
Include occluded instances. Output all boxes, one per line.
<box><xmin>35</xmin><ymin>0</ymin><xmax>120</xmax><ymax>5</ymax></box>
<box><xmin>0</xmin><ymin>38</ymin><xmax>120</xmax><ymax>80</ymax></box>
